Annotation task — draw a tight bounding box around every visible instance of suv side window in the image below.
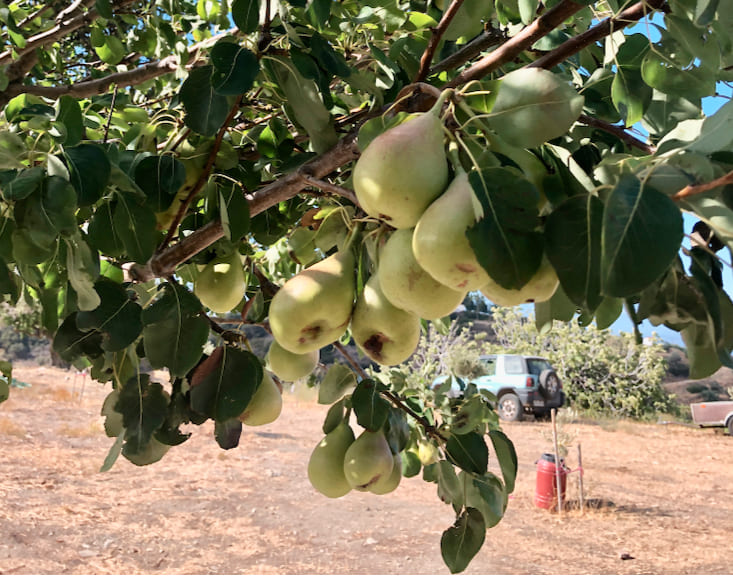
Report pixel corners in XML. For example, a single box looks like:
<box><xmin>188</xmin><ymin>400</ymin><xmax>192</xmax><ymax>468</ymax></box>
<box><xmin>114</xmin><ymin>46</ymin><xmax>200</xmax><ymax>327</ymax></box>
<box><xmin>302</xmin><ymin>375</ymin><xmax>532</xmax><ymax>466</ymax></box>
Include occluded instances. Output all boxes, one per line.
<box><xmin>482</xmin><ymin>358</ymin><xmax>496</xmax><ymax>376</ymax></box>
<box><xmin>503</xmin><ymin>355</ymin><xmax>524</xmax><ymax>374</ymax></box>
<box><xmin>526</xmin><ymin>358</ymin><xmax>552</xmax><ymax>375</ymax></box>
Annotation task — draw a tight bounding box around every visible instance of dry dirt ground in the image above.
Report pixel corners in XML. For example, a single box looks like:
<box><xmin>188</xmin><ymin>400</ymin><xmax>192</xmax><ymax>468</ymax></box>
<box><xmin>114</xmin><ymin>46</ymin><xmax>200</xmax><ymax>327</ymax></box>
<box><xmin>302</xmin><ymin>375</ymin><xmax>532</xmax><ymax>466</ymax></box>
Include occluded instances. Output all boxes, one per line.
<box><xmin>0</xmin><ymin>363</ymin><xmax>732</xmax><ymax>575</ymax></box>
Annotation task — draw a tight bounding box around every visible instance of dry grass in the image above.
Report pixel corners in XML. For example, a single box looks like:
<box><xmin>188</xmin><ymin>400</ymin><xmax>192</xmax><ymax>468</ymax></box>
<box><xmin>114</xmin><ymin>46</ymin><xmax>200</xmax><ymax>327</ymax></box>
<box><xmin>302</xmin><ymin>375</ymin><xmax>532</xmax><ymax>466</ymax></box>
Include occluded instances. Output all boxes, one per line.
<box><xmin>0</xmin><ymin>416</ymin><xmax>25</xmax><ymax>436</ymax></box>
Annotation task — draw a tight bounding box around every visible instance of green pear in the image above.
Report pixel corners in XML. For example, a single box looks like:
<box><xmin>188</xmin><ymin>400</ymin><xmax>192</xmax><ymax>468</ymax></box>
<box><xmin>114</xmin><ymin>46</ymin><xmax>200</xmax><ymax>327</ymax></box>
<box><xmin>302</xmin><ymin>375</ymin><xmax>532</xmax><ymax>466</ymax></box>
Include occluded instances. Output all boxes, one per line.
<box><xmin>480</xmin><ymin>256</ymin><xmax>560</xmax><ymax>307</ymax></box>
<box><xmin>417</xmin><ymin>438</ymin><xmax>440</xmax><ymax>466</ymax></box>
<box><xmin>266</xmin><ymin>340</ymin><xmax>319</xmax><ymax>382</ymax></box>
<box><xmin>307</xmin><ymin>421</ymin><xmax>356</xmax><ymax>498</ymax></box>
<box><xmin>378</xmin><ymin>229</ymin><xmax>466</xmax><ymax>319</ymax></box>
<box><xmin>101</xmin><ymin>389</ymin><xmax>124</xmax><ymax>438</ymax></box>
<box><xmin>239</xmin><ymin>371</ymin><xmax>283</xmax><ymax>426</ymax></box>
<box><xmin>269</xmin><ymin>250</ymin><xmax>356</xmax><ymax>354</ymax></box>
<box><xmin>368</xmin><ymin>452</ymin><xmax>402</xmax><ymax>495</ymax></box>
<box><xmin>413</xmin><ymin>169</ymin><xmax>489</xmax><ymax>291</ymax></box>
<box><xmin>343</xmin><ymin>429</ymin><xmax>394</xmax><ymax>491</ymax></box>
<box><xmin>194</xmin><ymin>251</ymin><xmax>246</xmax><ymax>314</ymax></box>
<box><xmin>350</xmin><ymin>274</ymin><xmax>421</xmax><ymax>366</ymax></box>
<box><xmin>353</xmin><ymin>98</ymin><xmax>448</xmax><ymax>229</ymax></box>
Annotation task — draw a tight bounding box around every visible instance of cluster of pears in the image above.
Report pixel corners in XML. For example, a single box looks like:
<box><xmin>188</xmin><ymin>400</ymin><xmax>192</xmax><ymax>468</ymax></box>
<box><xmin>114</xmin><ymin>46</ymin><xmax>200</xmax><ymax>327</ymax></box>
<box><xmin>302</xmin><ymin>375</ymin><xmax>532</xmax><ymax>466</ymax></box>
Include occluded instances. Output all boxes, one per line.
<box><xmin>307</xmin><ymin>417</ymin><xmax>431</xmax><ymax>498</ymax></box>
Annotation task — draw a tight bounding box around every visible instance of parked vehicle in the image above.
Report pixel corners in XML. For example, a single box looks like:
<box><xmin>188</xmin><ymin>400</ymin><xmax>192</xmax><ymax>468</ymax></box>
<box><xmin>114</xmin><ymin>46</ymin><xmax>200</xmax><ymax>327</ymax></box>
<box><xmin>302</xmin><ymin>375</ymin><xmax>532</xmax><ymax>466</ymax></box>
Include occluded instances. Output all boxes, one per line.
<box><xmin>433</xmin><ymin>354</ymin><xmax>565</xmax><ymax>421</ymax></box>
<box><xmin>690</xmin><ymin>401</ymin><xmax>733</xmax><ymax>435</ymax></box>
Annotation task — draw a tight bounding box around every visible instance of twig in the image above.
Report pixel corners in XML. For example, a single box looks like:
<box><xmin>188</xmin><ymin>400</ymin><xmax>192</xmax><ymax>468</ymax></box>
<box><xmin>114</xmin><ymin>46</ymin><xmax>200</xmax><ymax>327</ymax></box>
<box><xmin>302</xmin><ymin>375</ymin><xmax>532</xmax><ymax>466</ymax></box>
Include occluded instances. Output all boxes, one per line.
<box><xmin>333</xmin><ymin>342</ymin><xmax>369</xmax><ymax>379</ymax></box>
<box><xmin>55</xmin><ymin>0</ymin><xmax>88</xmax><ymax>23</ymax></box>
<box><xmin>160</xmin><ymin>95</ymin><xmax>244</xmax><ymax>248</ymax></box>
<box><xmin>429</xmin><ymin>26</ymin><xmax>506</xmax><ymax>76</ymax></box>
<box><xmin>102</xmin><ymin>85</ymin><xmax>119</xmax><ymax>144</ymax></box>
<box><xmin>446</xmin><ymin>0</ymin><xmax>587</xmax><ymax>88</ymax></box>
<box><xmin>415</xmin><ymin>0</ymin><xmax>467</xmax><ymax>82</ymax></box>
<box><xmin>578</xmin><ymin>113</ymin><xmax>655</xmax><ymax>154</ymax></box>
<box><xmin>301</xmin><ymin>174</ymin><xmax>360</xmax><ymax>206</ymax></box>
<box><xmin>528</xmin><ymin>0</ymin><xmax>668</xmax><ymax>71</ymax></box>
<box><xmin>672</xmin><ymin>169</ymin><xmax>733</xmax><ymax>201</ymax></box>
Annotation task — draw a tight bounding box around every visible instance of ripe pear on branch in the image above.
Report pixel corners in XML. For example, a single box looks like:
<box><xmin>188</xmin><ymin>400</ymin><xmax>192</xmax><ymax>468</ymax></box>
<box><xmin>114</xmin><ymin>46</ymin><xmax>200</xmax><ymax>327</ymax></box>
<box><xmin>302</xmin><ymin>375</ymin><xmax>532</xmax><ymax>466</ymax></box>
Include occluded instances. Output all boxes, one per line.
<box><xmin>193</xmin><ymin>250</ymin><xmax>246</xmax><ymax>314</ymax></box>
<box><xmin>266</xmin><ymin>340</ymin><xmax>319</xmax><ymax>382</ymax></box>
<box><xmin>378</xmin><ymin>228</ymin><xmax>466</xmax><ymax>319</ymax></box>
<box><xmin>350</xmin><ymin>274</ymin><xmax>421</xmax><ymax>366</ymax></box>
<box><xmin>308</xmin><ymin>420</ymin><xmax>356</xmax><ymax>498</ymax></box>
<box><xmin>413</xmin><ymin>151</ymin><xmax>489</xmax><ymax>291</ymax></box>
<box><xmin>239</xmin><ymin>371</ymin><xmax>283</xmax><ymax>426</ymax></box>
<box><xmin>480</xmin><ymin>256</ymin><xmax>560</xmax><ymax>307</ymax></box>
<box><xmin>343</xmin><ymin>429</ymin><xmax>395</xmax><ymax>491</ymax></box>
<box><xmin>268</xmin><ymin>247</ymin><xmax>356</xmax><ymax>354</ymax></box>
<box><xmin>353</xmin><ymin>91</ymin><xmax>451</xmax><ymax>229</ymax></box>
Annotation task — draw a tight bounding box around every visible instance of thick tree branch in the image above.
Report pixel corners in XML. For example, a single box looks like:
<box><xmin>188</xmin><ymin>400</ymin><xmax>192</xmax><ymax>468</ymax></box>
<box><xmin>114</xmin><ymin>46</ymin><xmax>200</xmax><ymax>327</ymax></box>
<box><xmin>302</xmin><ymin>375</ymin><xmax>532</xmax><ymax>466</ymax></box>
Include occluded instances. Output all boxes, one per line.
<box><xmin>528</xmin><ymin>0</ymin><xmax>668</xmax><ymax>70</ymax></box>
<box><xmin>672</xmin><ymin>170</ymin><xmax>733</xmax><ymax>201</ymax></box>
<box><xmin>446</xmin><ymin>0</ymin><xmax>587</xmax><ymax>87</ymax></box>
<box><xmin>429</xmin><ymin>26</ymin><xmax>506</xmax><ymax>76</ymax></box>
<box><xmin>578</xmin><ymin>113</ymin><xmax>655</xmax><ymax>154</ymax></box>
<box><xmin>415</xmin><ymin>0</ymin><xmax>466</xmax><ymax>82</ymax></box>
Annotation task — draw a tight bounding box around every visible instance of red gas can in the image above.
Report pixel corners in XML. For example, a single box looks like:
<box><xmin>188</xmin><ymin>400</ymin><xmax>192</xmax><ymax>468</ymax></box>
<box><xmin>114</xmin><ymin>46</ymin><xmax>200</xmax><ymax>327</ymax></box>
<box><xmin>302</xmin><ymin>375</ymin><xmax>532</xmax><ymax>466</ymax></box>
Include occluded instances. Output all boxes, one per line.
<box><xmin>534</xmin><ymin>453</ymin><xmax>568</xmax><ymax>509</ymax></box>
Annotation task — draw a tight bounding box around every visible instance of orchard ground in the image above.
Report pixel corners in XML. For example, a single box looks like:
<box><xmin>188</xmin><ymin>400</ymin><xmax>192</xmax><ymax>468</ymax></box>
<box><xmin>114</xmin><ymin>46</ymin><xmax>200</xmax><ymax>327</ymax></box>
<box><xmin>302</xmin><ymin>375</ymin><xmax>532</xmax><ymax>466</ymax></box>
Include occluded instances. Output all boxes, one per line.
<box><xmin>0</xmin><ymin>364</ymin><xmax>731</xmax><ymax>575</ymax></box>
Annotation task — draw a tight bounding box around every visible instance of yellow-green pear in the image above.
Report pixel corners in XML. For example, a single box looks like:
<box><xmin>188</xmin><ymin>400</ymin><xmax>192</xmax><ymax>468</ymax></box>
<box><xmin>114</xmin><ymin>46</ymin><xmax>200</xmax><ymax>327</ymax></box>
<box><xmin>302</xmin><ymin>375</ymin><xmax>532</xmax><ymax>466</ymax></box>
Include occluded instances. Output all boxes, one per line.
<box><xmin>417</xmin><ymin>438</ymin><xmax>440</xmax><ymax>466</ymax></box>
<box><xmin>193</xmin><ymin>251</ymin><xmax>246</xmax><ymax>314</ymax></box>
<box><xmin>266</xmin><ymin>340</ymin><xmax>319</xmax><ymax>382</ymax></box>
<box><xmin>378</xmin><ymin>229</ymin><xmax>466</xmax><ymax>319</ymax></box>
<box><xmin>343</xmin><ymin>429</ymin><xmax>394</xmax><ymax>491</ymax></box>
<box><xmin>353</xmin><ymin>99</ymin><xmax>449</xmax><ymax>229</ymax></box>
<box><xmin>480</xmin><ymin>256</ymin><xmax>559</xmax><ymax>307</ymax></box>
<box><xmin>350</xmin><ymin>275</ymin><xmax>421</xmax><ymax>366</ymax></box>
<box><xmin>307</xmin><ymin>421</ymin><xmax>356</xmax><ymax>498</ymax></box>
<box><xmin>368</xmin><ymin>452</ymin><xmax>402</xmax><ymax>495</ymax></box>
<box><xmin>413</xmin><ymin>169</ymin><xmax>489</xmax><ymax>291</ymax></box>
<box><xmin>239</xmin><ymin>371</ymin><xmax>283</xmax><ymax>426</ymax></box>
<box><xmin>269</xmin><ymin>250</ymin><xmax>356</xmax><ymax>354</ymax></box>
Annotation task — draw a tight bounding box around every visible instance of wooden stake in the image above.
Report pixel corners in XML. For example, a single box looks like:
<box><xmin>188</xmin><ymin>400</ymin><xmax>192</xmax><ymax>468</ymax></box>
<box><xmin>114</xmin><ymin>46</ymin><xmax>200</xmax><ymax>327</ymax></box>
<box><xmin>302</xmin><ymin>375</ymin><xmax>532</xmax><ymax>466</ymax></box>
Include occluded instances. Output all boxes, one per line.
<box><xmin>577</xmin><ymin>443</ymin><xmax>585</xmax><ymax>515</ymax></box>
<box><xmin>551</xmin><ymin>408</ymin><xmax>563</xmax><ymax>515</ymax></box>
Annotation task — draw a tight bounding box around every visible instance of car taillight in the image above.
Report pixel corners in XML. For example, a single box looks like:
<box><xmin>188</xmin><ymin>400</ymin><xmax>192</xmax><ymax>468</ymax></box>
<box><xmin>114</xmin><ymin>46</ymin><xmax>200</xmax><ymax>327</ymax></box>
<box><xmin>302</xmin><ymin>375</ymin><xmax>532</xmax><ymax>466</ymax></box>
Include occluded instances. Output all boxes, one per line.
<box><xmin>526</xmin><ymin>376</ymin><xmax>533</xmax><ymax>387</ymax></box>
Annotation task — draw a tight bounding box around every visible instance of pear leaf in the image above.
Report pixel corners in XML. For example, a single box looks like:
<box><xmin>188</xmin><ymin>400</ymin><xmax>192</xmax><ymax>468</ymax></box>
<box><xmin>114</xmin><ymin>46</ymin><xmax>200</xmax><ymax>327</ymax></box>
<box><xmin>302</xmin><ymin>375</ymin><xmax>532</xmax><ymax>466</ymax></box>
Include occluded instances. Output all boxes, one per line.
<box><xmin>351</xmin><ymin>378</ymin><xmax>390</xmax><ymax>431</ymax></box>
<box><xmin>189</xmin><ymin>346</ymin><xmax>263</xmax><ymax>421</ymax></box>
<box><xmin>545</xmin><ymin>194</ymin><xmax>604</xmax><ymax>313</ymax></box>
<box><xmin>112</xmin><ymin>193</ymin><xmax>159</xmax><ymax>263</ymax></box>
<box><xmin>601</xmin><ymin>175</ymin><xmax>683</xmax><ymax>297</ymax></box>
<box><xmin>231</xmin><ymin>0</ymin><xmax>259</xmax><ymax>33</ymax></box>
<box><xmin>441</xmin><ymin>507</ymin><xmax>486</xmax><ymax>574</ymax></box>
<box><xmin>445</xmin><ymin>431</ymin><xmax>488</xmax><ymax>475</ymax></box>
<box><xmin>134</xmin><ymin>155</ymin><xmax>186</xmax><ymax>212</ymax></box>
<box><xmin>463</xmin><ymin>471</ymin><xmax>507</xmax><ymax>528</ymax></box>
<box><xmin>3</xmin><ymin>166</ymin><xmax>44</xmax><ymax>201</ymax></box>
<box><xmin>210</xmin><ymin>42</ymin><xmax>260</xmax><ymax>96</ymax></box>
<box><xmin>56</xmin><ymin>95</ymin><xmax>84</xmax><ymax>146</ymax></box>
<box><xmin>219</xmin><ymin>184</ymin><xmax>250</xmax><ymax>241</ymax></box>
<box><xmin>64</xmin><ymin>235</ymin><xmax>101</xmax><ymax>312</ymax></box>
<box><xmin>76</xmin><ymin>279</ymin><xmax>143</xmax><ymax>352</ymax></box>
<box><xmin>99</xmin><ymin>430</ymin><xmax>125</xmax><ymax>473</ymax></box>
<box><xmin>214</xmin><ymin>418</ymin><xmax>243</xmax><ymax>449</ymax></box>
<box><xmin>115</xmin><ymin>374</ymin><xmax>169</xmax><ymax>455</ymax></box>
<box><xmin>141</xmin><ymin>282</ymin><xmax>209</xmax><ymax>377</ymax></box>
<box><xmin>64</xmin><ymin>144</ymin><xmax>111</xmax><ymax>206</ymax></box>
<box><xmin>467</xmin><ymin>167</ymin><xmax>543</xmax><ymax>290</ymax></box>
<box><xmin>180</xmin><ymin>66</ymin><xmax>230</xmax><ymax>136</ymax></box>
<box><xmin>318</xmin><ymin>363</ymin><xmax>357</xmax><ymax>405</ymax></box>
<box><xmin>489</xmin><ymin>430</ymin><xmax>517</xmax><ymax>494</ymax></box>
<box><xmin>53</xmin><ymin>312</ymin><xmax>105</xmax><ymax>363</ymax></box>
<box><xmin>435</xmin><ymin>460</ymin><xmax>464</xmax><ymax>508</ymax></box>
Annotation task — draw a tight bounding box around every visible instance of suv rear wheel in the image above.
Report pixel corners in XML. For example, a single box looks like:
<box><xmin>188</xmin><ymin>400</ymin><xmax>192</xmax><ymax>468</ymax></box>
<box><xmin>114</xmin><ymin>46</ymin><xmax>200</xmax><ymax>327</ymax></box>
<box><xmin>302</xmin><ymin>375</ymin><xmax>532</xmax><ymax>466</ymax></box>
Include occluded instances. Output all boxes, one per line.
<box><xmin>497</xmin><ymin>393</ymin><xmax>522</xmax><ymax>422</ymax></box>
<box><xmin>538</xmin><ymin>369</ymin><xmax>561</xmax><ymax>400</ymax></box>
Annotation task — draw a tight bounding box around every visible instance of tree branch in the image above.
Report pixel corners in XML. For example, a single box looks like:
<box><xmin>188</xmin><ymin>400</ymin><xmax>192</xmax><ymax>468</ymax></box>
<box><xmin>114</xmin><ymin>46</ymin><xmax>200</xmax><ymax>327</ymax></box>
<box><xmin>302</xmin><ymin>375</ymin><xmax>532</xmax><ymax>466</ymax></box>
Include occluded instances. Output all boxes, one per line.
<box><xmin>415</xmin><ymin>0</ymin><xmax>467</xmax><ymax>82</ymax></box>
<box><xmin>429</xmin><ymin>26</ymin><xmax>506</xmax><ymax>76</ymax></box>
<box><xmin>672</xmin><ymin>169</ymin><xmax>733</xmax><ymax>201</ymax></box>
<box><xmin>527</xmin><ymin>0</ymin><xmax>668</xmax><ymax>71</ymax></box>
<box><xmin>301</xmin><ymin>175</ymin><xmax>360</xmax><ymax>206</ymax></box>
<box><xmin>578</xmin><ymin>113</ymin><xmax>655</xmax><ymax>154</ymax></box>
<box><xmin>446</xmin><ymin>0</ymin><xmax>587</xmax><ymax>88</ymax></box>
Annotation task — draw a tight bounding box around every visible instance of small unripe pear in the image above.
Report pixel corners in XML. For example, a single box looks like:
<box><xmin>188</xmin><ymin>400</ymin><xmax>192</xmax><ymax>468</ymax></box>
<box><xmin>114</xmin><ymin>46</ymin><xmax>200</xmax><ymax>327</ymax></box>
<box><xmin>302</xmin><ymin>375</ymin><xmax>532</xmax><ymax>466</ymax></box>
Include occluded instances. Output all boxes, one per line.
<box><xmin>353</xmin><ymin>100</ymin><xmax>448</xmax><ymax>229</ymax></box>
<box><xmin>266</xmin><ymin>340</ymin><xmax>318</xmax><ymax>381</ymax></box>
<box><xmin>378</xmin><ymin>229</ymin><xmax>466</xmax><ymax>319</ymax></box>
<box><xmin>194</xmin><ymin>251</ymin><xmax>246</xmax><ymax>314</ymax></box>
<box><xmin>413</xmin><ymin>169</ymin><xmax>489</xmax><ymax>291</ymax></box>
<box><xmin>308</xmin><ymin>421</ymin><xmax>356</xmax><ymax>498</ymax></box>
<box><xmin>239</xmin><ymin>371</ymin><xmax>282</xmax><ymax>426</ymax></box>
<box><xmin>480</xmin><ymin>256</ymin><xmax>559</xmax><ymax>307</ymax></box>
<box><xmin>269</xmin><ymin>250</ymin><xmax>356</xmax><ymax>354</ymax></box>
<box><xmin>343</xmin><ymin>429</ymin><xmax>394</xmax><ymax>491</ymax></box>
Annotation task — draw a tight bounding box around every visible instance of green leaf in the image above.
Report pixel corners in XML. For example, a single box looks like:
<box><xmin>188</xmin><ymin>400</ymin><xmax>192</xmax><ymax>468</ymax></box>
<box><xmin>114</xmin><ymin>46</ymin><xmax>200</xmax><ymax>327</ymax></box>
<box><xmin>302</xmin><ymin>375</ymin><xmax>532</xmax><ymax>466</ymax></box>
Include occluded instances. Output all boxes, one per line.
<box><xmin>64</xmin><ymin>234</ymin><xmax>101</xmax><ymax>311</ymax></box>
<box><xmin>611</xmin><ymin>34</ymin><xmax>653</xmax><ymax>126</ymax></box>
<box><xmin>56</xmin><ymin>96</ymin><xmax>84</xmax><ymax>147</ymax></box>
<box><xmin>322</xmin><ymin>398</ymin><xmax>346</xmax><ymax>434</ymax></box>
<box><xmin>53</xmin><ymin>312</ymin><xmax>105</xmax><ymax>363</ymax></box>
<box><xmin>3</xmin><ymin>167</ymin><xmax>44</xmax><ymax>201</ymax></box>
<box><xmin>88</xmin><ymin>203</ymin><xmax>125</xmax><ymax>257</ymax></box>
<box><xmin>463</xmin><ymin>471</ymin><xmax>506</xmax><ymax>528</ymax></box>
<box><xmin>231</xmin><ymin>0</ymin><xmax>260</xmax><ymax>33</ymax></box>
<box><xmin>486</xmin><ymin>68</ymin><xmax>584</xmax><ymax>148</ymax></box>
<box><xmin>489</xmin><ymin>430</ymin><xmax>517</xmax><ymax>494</ymax></box>
<box><xmin>445</xmin><ymin>431</ymin><xmax>488</xmax><ymax>475</ymax></box>
<box><xmin>134</xmin><ymin>155</ymin><xmax>186</xmax><ymax>212</ymax></box>
<box><xmin>545</xmin><ymin>194</ymin><xmax>604</xmax><ymax>313</ymax></box>
<box><xmin>307</xmin><ymin>0</ymin><xmax>331</xmax><ymax>26</ymax></box>
<box><xmin>210</xmin><ymin>42</ymin><xmax>260</xmax><ymax>96</ymax></box>
<box><xmin>435</xmin><ymin>460</ymin><xmax>464</xmax><ymax>508</ymax></box>
<box><xmin>141</xmin><ymin>282</ymin><xmax>210</xmax><ymax>377</ymax></box>
<box><xmin>441</xmin><ymin>508</ymin><xmax>486</xmax><ymax>574</ymax></box>
<box><xmin>601</xmin><ymin>175</ymin><xmax>683</xmax><ymax>297</ymax></box>
<box><xmin>95</xmin><ymin>0</ymin><xmax>113</xmax><ymax>19</ymax></box>
<box><xmin>112</xmin><ymin>193</ymin><xmax>158</xmax><ymax>263</ymax></box>
<box><xmin>309</xmin><ymin>33</ymin><xmax>351</xmax><ymax>78</ymax></box>
<box><xmin>594</xmin><ymin>296</ymin><xmax>624</xmax><ymax>329</ymax></box>
<box><xmin>99</xmin><ymin>430</ymin><xmax>125</xmax><ymax>473</ymax></box>
<box><xmin>95</xmin><ymin>36</ymin><xmax>126</xmax><ymax>65</ymax></box>
<box><xmin>467</xmin><ymin>167</ymin><xmax>543</xmax><ymax>290</ymax></box>
<box><xmin>219</xmin><ymin>184</ymin><xmax>250</xmax><ymax>241</ymax></box>
<box><xmin>15</xmin><ymin>176</ymin><xmax>77</xmax><ymax>250</ymax></box>
<box><xmin>76</xmin><ymin>279</ymin><xmax>143</xmax><ymax>352</ymax></box>
<box><xmin>641</xmin><ymin>52</ymin><xmax>716</xmax><ymax>101</ymax></box>
<box><xmin>318</xmin><ymin>363</ymin><xmax>357</xmax><ymax>404</ymax></box>
<box><xmin>180</xmin><ymin>66</ymin><xmax>230</xmax><ymax>137</ymax></box>
<box><xmin>189</xmin><ymin>346</ymin><xmax>262</xmax><ymax>421</ymax></box>
<box><xmin>116</xmin><ymin>374</ymin><xmax>169</xmax><ymax>454</ymax></box>
<box><xmin>519</xmin><ymin>0</ymin><xmax>539</xmax><ymax>23</ymax></box>
<box><xmin>64</xmin><ymin>144</ymin><xmax>112</xmax><ymax>206</ymax></box>
<box><xmin>351</xmin><ymin>378</ymin><xmax>390</xmax><ymax>431</ymax></box>
<box><xmin>0</xmin><ymin>360</ymin><xmax>11</xmax><ymax>404</ymax></box>
<box><xmin>0</xmin><ymin>258</ymin><xmax>20</xmax><ymax>303</ymax></box>
<box><xmin>214</xmin><ymin>418</ymin><xmax>243</xmax><ymax>449</ymax></box>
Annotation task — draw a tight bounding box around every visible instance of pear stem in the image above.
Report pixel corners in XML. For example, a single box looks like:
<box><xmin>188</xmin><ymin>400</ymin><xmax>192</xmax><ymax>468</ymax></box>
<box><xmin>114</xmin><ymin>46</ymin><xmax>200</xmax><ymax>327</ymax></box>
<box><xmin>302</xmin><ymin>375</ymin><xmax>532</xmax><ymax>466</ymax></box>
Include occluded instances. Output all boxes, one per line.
<box><xmin>446</xmin><ymin>141</ymin><xmax>465</xmax><ymax>175</ymax></box>
<box><xmin>428</xmin><ymin>88</ymin><xmax>454</xmax><ymax>119</ymax></box>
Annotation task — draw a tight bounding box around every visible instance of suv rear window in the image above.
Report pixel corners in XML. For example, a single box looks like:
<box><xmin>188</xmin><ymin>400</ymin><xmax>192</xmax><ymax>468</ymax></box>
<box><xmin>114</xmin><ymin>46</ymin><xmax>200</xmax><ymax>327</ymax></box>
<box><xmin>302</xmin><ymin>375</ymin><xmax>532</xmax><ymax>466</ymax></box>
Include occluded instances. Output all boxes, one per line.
<box><xmin>526</xmin><ymin>358</ymin><xmax>552</xmax><ymax>375</ymax></box>
<box><xmin>503</xmin><ymin>355</ymin><xmax>524</xmax><ymax>374</ymax></box>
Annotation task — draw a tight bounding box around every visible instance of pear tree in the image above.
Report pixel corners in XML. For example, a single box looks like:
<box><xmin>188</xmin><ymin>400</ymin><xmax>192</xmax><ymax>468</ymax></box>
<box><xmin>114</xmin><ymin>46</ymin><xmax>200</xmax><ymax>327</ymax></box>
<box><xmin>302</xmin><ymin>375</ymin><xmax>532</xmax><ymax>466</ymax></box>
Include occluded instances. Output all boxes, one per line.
<box><xmin>1</xmin><ymin>0</ymin><xmax>733</xmax><ymax>571</ymax></box>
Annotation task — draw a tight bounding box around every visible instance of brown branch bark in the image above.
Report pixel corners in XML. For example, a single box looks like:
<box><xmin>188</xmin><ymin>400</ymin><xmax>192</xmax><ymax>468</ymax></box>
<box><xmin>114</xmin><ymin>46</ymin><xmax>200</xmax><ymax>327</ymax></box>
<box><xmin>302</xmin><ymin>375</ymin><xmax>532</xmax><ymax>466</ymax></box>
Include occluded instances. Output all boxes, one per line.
<box><xmin>429</xmin><ymin>26</ymin><xmax>506</xmax><ymax>76</ymax></box>
<box><xmin>527</xmin><ymin>0</ymin><xmax>668</xmax><ymax>70</ymax></box>
<box><xmin>672</xmin><ymin>170</ymin><xmax>733</xmax><ymax>201</ymax></box>
<box><xmin>446</xmin><ymin>0</ymin><xmax>587</xmax><ymax>88</ymax></box>
<box><xmin>415</xmin><ymin>0</ymin><xmax>467</xmax><ymax>82</ymax></box>
<box><xmin>578</xmin><ymin>113</ymin><xmax>655</xmax><ymax>154</ymax></box>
